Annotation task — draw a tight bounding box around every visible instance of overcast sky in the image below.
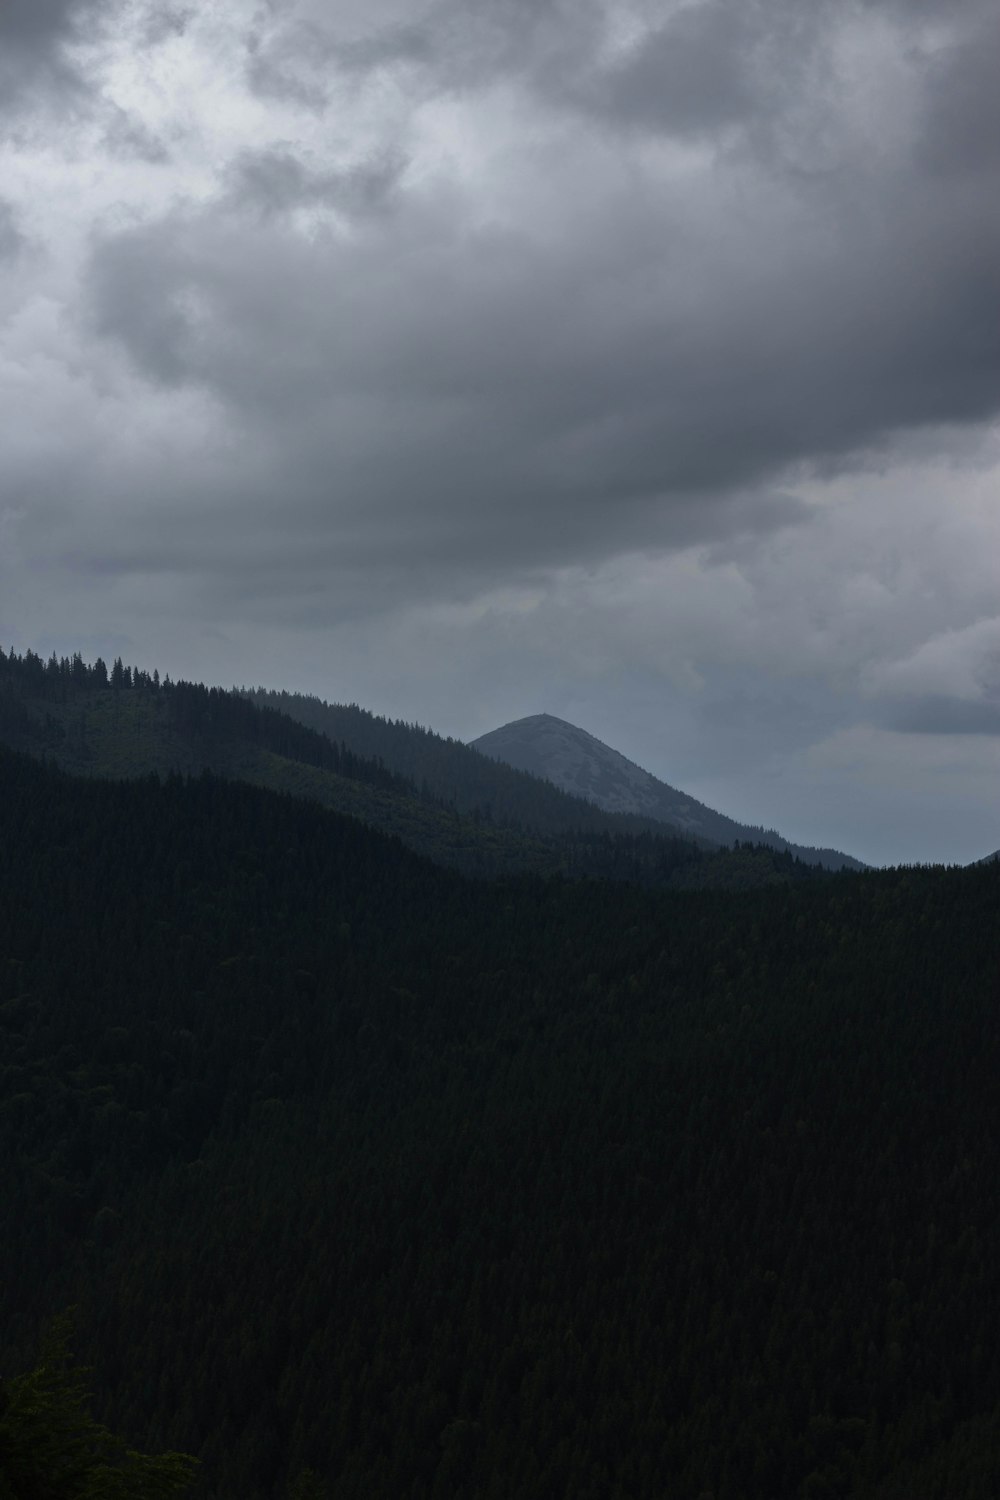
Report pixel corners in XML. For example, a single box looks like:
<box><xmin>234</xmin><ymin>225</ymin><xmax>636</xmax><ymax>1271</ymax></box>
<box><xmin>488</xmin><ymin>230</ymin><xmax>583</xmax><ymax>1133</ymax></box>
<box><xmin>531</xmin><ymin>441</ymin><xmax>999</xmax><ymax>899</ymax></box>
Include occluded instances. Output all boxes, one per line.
<box><xmin>2</xmin><ymin>0</ymin><xmax>998</xmax><ymax>864</ymax></box>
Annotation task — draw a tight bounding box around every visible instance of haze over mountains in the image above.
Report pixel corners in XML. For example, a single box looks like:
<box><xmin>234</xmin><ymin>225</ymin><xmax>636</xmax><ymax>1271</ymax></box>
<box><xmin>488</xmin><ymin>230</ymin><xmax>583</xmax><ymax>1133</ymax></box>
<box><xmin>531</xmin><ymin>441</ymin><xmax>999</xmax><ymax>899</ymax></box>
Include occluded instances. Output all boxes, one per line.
<box><xmin>473</xmin><ymin>714</ymin><xmax>864</xmax><ymax>872</ymax></box>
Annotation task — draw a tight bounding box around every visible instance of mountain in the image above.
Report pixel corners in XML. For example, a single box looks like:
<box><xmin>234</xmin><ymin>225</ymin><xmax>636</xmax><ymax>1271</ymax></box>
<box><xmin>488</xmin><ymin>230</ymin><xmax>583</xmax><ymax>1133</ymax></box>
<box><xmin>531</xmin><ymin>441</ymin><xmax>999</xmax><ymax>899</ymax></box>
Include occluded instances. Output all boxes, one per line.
<box><xmin>243</xmin><ymin>688</ymin><xmax>713</xmax><ymax>842</ymax></box>
<box><xmin>240</xmin><ymin>685</ymin><xmax>837</xmax><ymax>887</ymax></box>
<box><xmin>472</xmin><ymin>712</ymin><xmax>864</xmax><ymax>870</ymax></box>
<box><xmin>0</xmin><ymin>647</ymin><xmax>820</xmax><ymax>892</ymax></box>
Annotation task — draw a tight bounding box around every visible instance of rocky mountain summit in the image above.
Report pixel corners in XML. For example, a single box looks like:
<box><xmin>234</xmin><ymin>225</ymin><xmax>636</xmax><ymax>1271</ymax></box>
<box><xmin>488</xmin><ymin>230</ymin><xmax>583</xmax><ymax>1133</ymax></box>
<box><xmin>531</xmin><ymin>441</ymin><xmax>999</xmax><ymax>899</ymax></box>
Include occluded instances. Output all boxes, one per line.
<box><xmin>471</xmin><ymin>713</ymin><xmax>864</xmax><ymax>870</ymax></box>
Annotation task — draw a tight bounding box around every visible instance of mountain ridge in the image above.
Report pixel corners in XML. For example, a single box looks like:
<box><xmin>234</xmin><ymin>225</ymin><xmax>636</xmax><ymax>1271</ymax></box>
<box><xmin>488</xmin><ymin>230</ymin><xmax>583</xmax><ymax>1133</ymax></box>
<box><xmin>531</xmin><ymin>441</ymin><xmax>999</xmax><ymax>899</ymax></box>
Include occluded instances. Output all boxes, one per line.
<box><xmin>471</xmin><ymin>712</ymin><xmax>864</xmax><ymax>871</ymax></box>
<box><xmin>0</xmin><ymin>647</ymin><xmax>825</xmax><ymax>892</ymax></box>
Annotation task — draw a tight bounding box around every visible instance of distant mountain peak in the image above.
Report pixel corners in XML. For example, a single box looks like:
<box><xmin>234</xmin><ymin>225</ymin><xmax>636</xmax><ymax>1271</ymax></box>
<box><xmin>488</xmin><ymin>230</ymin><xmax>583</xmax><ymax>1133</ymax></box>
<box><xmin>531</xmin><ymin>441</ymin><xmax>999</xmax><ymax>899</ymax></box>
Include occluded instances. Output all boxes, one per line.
<box><xmin>471</xmin><ymin>713</ymin><xmax>864</xmax><ymax>871</ymax></box>
<box><xmin>507</xmin><ymin>713</ymin><xmax>574</xmax><ymax>727</ymax></box>
<box><xmin>470</xmin><ymin>714</ymin><xmax>711</xmax><ymax>828</ymax></box>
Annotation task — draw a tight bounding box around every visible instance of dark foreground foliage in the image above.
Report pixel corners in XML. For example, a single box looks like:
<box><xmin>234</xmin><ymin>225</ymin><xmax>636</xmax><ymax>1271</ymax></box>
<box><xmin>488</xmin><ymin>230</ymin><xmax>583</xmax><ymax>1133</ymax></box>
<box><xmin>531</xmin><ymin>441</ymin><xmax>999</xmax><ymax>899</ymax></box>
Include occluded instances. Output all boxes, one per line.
<box><xmin>1</xmin><ymin>745</ymin><xmax>998</xmax><ymax>1498</ymax></box>
<box><xmin>0</xmin><ymin>1317</ymin><xmax>196</xmax><ymax>1498</ymax></box>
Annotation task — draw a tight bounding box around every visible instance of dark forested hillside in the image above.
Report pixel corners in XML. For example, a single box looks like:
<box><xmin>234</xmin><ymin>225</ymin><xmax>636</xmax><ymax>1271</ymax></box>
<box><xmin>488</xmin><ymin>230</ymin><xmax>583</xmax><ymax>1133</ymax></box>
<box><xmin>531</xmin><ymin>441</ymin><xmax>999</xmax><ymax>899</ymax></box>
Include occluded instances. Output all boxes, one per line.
<box><xmin>246</xmin><ymin>689</ymin><xmax>863</xmax><ymax>871</ymax></box>
<box><xmin>2</xmin><ymin>741</ymin><xmax>999</xmax><ymax>1499</ymax></box>
<box><xmin>242</xmin><ymin>686</ymin><xmax>732</xmax><ymax>847</ymax></box>
<box><xmin>0</xmin><ymin>647</ymin><xmax>817</xmax><ymax>892</ymax></box>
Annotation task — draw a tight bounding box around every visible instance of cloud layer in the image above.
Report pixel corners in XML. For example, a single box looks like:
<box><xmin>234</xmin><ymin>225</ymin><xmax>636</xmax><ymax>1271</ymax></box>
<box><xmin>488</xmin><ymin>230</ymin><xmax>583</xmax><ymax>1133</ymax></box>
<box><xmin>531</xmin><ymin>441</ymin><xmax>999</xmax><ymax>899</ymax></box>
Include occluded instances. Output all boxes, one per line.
<box><xmin>1</xmin><ymin>0</ymin><xmax>999</xmax><ymax>861</ymax></box>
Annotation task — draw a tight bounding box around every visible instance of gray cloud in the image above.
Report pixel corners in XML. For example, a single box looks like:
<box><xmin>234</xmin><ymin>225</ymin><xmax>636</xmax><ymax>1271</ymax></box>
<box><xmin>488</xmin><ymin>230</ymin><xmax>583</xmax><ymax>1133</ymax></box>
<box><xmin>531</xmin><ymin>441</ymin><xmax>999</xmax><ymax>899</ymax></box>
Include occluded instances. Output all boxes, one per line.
<box><xmin>102</xmin><ymin>103</ymin><xmax>171</xmax><ymax>164</ymax></box>
<box><xmin>138</xmin><ymin>5</ymin><xmax>194</xmax><ymax>48</ymax></box>
<box><xmin>0</xmin><ymin>201</ymin><xmax>25</xmax><ymax>259</ymax></box>
<box><xmin>247</xmin><ymin>17</ymin><xmax>432</xmax><ymax>105</ymax></box>
<box><xmin>864</xmin><ymin>615</ymin><xmax>1000</xmax><ymax>737</ymax></box>
<box><xmin>0</xmin><ymin>0</ymin><xmax>110</xmax><ymax>114</ymax></box>
<box><xmin>225</xmin><ymin>145</ymin><xmax>405</xmax><ymax>219</ymax></box>
<box><xmin>0</xmin><ymin>0</ymin><xmax>186</xmax><ymax>125</ymax></box>
<box><xmin>576</xmin><ymin>0</ymin><xmax>1000</xmax><ymax>154</ymax></box>
<box><xmin>918</xmin><ymin>24</ymin><xmax>1000</xmax><ymax>176</ymax></box>
<box><xmin>886</xmin><ymin>696</ymin><xmax>1000</xmax><ymax>735</ymax></box>
<box><xmin>578</xmin><ymin>4</ymin><xmax>765</xmax><ymax>137</ymax></box>
<box><xmin>0</xmin><ymin>0</ymin><xmax>86</xmax><ymax>52</ymax></box>
<box><xmin>83</xmin><ymin>48</ymin><xmax>1000</xmax><ymax>593</ymax></box>
<box><xmin>245</xmin><ymin>0</ymin><xmax>604</xmax><ymax>108</ymax></box>
<box><xmin>241</xmin><ymin>0</ymin><xmax>996</xmax><ymax>146</ymax></box>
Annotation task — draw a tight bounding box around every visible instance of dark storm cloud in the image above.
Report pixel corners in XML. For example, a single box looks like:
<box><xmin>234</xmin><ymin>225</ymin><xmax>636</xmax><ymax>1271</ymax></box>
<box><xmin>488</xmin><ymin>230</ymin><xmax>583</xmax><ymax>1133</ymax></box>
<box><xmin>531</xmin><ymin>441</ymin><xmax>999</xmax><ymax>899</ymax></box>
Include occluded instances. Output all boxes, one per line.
<box><xmin>0</xmin><ymin>0</ymin><xmax>111</xmax><ymax>113</ymax></box>
<box><xmin>0</xmin><ymin>0</ymin><xmax>177</xmax><ymax>156</ymax></box>
<box><xmin>576</xmin><ymin>0</ymin><xmax>1000</xmax><ymax>153</ymax></box>
<box><xmin>245</xmin><ymin>0</ymin><xmax>604</xmax><ymax>108</ymax></box>
<box><xmin>138</xmin><ymin>6</ymin><xmax>194</xmax><ymax>48</ymax></box>
<box><xmin>246</xmin><ymin>0</ymin><xmax>758</xmax><ymax>125</ymax></box>
<box><xmin>226</xmin><ymin>146</ymin><xmax>405</xmax><ymax>219</ymax></box>
<box><xmin>0</xmin><ymin>0</ymin><xmax>85</xmax><ymax>53</ymax></box>
<box><xmin>245</xmin><ymin>0</ymin><xmax>1000</xmax><ymax>164</ymax></box>
<box><xmin>247</xmin><ymin>18</ymin><xmax>432</xmax><ymax>105</ymax></box>
<box><xmin>578</xmin><ymin>3</ymin><xmax>763</xmax><ymax>136</ymax></box>
<box><xmin>917</xmin><ymin>25</ymin><xmax>1000</xmax><ymax>176</ymax></box>
<box><xmin>85</xmin><ymin>167</ymin><xmax>999</xmax><ymax>573</ymax></box>
<box><xmin>68</xmin><ymin>0</ymin><xmax>999</xmax><ymax>616</ymax></box>
<box><xmin>103</xmin><ymin>104</ymin><xmax>171</xmax><ymax>164</ymax></box>
<box><xmin>886</xmin><ymin>697</ymin><xmax>1000</xmax><ymax>735</ymax></box>
<box><xmin>0</xmin><ymin>201</ymin><xmax>25</xmax><ymax>260</ymax></box>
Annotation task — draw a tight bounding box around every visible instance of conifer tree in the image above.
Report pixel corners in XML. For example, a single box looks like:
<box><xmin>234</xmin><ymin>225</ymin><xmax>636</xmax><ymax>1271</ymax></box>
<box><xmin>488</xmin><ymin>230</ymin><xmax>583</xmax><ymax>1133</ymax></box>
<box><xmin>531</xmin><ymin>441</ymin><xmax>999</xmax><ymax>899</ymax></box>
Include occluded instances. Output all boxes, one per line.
<box><xmin>0</xmin><ymin>1320</ymin><xmax>197</xmax><ymax>1500</ymax></box>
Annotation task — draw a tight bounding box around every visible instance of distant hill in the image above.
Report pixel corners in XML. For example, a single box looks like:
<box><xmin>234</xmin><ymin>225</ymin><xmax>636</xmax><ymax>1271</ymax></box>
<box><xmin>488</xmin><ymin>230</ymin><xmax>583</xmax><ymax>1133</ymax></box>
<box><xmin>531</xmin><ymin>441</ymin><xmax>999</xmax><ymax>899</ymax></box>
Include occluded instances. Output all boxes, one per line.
<box><xmin>0</xmin><ymin>647</ymin><xmax>822</xmax><ymax>892</ymax></box>
<box><xmin>243</xmin><ymin>688</ymin><xmax>718</xmax><ymax>844</ymax></box>
<box><xmin>243</xmin><ymin>687</ymin><xmax>843</xmax><ymax>889</ymax></box>
<box><xmin>472</xmin><ymin>713</ymin><xmax>864</xmax><ymax>871</ymax></box>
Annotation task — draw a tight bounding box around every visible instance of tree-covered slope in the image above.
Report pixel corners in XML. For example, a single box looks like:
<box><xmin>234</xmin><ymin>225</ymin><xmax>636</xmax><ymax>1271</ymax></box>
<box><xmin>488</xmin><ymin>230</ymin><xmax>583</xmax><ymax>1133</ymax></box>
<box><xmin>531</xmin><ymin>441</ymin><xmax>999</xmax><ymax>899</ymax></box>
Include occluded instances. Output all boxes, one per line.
<box><xmin>0</xmin><ymin>647</ymin><xmax>817</xmax><ymax>892</ymax></box>
<box><xmin>2</xmin><ymin>743</ymin><xmax>999</xmax><ymax>1499</ymax></box>
<box><xmin>246</xmin><ymin>691</ymin><xmax>863</xmax><ymax>870</ymax></box>
<box><xmin>243</xmin><ymin>687</ymin><xmax>724</xmax><ymax>846</ymax></box>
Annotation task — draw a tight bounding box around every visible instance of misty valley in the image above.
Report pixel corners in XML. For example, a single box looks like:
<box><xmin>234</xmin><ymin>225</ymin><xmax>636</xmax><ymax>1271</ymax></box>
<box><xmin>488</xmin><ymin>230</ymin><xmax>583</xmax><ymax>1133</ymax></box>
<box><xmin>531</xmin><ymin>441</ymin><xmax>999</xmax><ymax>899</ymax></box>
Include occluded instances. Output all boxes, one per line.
<box><xmin>2</xmin><ymin>647</ymin><xmax>999</xmax><ymax>1499</ymax></box>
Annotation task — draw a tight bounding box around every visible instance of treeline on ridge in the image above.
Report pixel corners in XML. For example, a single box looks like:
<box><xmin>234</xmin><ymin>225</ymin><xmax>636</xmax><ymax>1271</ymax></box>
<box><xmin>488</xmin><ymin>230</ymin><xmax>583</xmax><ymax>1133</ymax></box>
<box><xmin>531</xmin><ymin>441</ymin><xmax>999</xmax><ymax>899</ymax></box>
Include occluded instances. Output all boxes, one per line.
<box><xmin>0</xmin><ymin>647</ymin><xmax>823</xmax><ymax>891</ymax></box>
<box><xmin>244</xmin><ymin>688</ymin><xmax>864</xmax><ymax>872</ymax></box>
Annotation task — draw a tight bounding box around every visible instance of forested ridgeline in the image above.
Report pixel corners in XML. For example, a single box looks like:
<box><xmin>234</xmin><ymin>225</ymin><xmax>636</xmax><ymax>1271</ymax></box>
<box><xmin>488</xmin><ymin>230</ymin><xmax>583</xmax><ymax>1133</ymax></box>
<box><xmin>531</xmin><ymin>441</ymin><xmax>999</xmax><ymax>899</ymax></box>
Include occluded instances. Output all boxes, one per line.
<box><xmin>2</xmin><ymin>744</ymin><xmax>999</xmax><ymax>1498</ymax></box>
<box><xmin>242</xmin><ymin>686</ymin><xmax>687</xmax><ymax>838</ymax></box>
<box><xmin>243</xmin><ymin>689</ymin><xmax>863</xmax><ymax>872</ymax></box>
<box><xmin>0</xmin><ymin>646</ymin><xmax>407</xmax><ymax>794</ymax></box>
<box><xmin>0</xmin><ymin>647</ymin><xmax>815</xmax><ymax>891</ymax></box>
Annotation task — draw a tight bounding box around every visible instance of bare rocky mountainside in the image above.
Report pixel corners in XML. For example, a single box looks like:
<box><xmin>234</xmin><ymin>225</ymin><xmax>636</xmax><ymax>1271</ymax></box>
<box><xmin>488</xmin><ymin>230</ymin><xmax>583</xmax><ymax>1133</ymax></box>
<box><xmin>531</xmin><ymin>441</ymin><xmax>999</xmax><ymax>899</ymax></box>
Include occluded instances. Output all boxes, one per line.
<box><xmin>471</xmin><ymin>713</ymin><xmax>864</xmax><ymax>871</ymax></box>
